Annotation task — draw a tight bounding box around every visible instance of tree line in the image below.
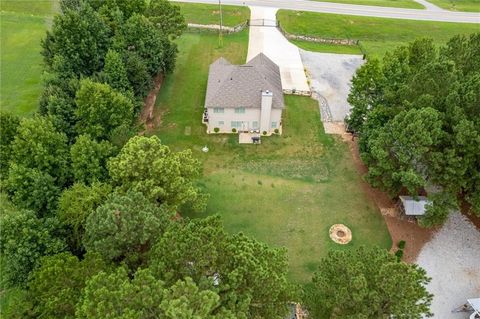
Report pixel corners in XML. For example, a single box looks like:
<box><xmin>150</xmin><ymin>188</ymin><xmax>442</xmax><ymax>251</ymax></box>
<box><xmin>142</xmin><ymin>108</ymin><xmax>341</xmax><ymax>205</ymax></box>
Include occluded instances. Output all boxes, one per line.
<box><xmin>1</xmin><ymin>0</ymin><xmax>434</xmax><ymax>317</ymax></box>
<box><xmin>347</xmin><ymin>34</ymin><xmax>480</xmax><ymax>227</ymax></box>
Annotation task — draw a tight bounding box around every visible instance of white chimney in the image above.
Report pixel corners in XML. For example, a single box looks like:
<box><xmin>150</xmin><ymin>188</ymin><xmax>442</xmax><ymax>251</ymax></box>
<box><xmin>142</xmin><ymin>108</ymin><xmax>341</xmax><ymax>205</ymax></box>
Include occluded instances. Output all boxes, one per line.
<box><xmin>260</xmin><ymin>90</ymin><xmax>273</xmax><ymax>133</ymax></box>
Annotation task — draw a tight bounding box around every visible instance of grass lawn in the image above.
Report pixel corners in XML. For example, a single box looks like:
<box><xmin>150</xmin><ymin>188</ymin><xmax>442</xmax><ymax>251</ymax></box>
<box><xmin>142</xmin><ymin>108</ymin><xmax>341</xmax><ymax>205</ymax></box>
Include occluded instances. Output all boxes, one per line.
<box><xmin>278</xmin><ymin>10</ymin><xmax>480</xmax><ymax>58</ymax></box>
<box><xmin>152</xmin><ymin>30</ymin><xmax>392</xmax><ymax>283</ymax></box>
<box><xmin>425</xmin><ymin>0</ymin><xmax>480</xmax><ymax>11</ymax></box>
<box><xmin>175</xmin><ymin>2</ymin><xmax>250</xmax><ymax>27</ymax></box>
<box><xmin>292</xmin><ymin>39</ymin><xmax>363</xmax><ymax>55</ymax></box>
<box><xmin>312</xmin><ymin>0</ymin><xmax>424</xmax><ymax>8</ymax></box>
<box><xmin>0</xmin><ymin>1</ymin><xmax>56</xmax><ymax>115</ymax></box>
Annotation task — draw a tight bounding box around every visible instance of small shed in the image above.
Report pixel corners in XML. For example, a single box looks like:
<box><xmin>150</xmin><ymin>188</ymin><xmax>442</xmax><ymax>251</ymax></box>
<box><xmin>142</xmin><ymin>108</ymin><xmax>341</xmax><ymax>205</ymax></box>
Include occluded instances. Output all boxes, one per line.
<box><xmin>399</xmin><ymin>196</ymin><xmax>429</xmax><ymax>216</ymax></box>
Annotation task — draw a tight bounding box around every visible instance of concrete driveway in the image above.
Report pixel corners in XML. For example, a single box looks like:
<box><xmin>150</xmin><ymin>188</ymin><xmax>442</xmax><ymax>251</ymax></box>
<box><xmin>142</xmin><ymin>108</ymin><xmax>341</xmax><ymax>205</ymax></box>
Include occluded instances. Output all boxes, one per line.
<box><xmin>247</xmin><ymin>6</ymin><xmax>310</xmax><ymax>93</ymax></box>
<box><xmin>300</xmin><ymin>50</ymin><xmax>364</xmax><ymax>122</ymax></box>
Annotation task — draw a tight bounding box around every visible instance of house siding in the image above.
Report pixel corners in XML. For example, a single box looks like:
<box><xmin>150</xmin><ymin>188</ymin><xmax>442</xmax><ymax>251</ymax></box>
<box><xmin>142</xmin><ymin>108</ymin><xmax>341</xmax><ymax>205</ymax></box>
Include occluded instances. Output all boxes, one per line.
<box><xmin>207</xmin><ymin>107</ymin><xmax>282</xmax><ymax>134</ymax></box>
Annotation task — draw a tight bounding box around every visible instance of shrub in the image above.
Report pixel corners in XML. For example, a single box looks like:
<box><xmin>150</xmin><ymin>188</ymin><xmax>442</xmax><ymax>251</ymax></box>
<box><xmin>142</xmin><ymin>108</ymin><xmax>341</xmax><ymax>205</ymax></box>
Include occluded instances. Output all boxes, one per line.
<box><xmin>213</xmin><ymin>127</ymin><xmax>220</xmax><ymax>133</ymax></box>
<box><xmin>397</xmin><ymin>240</ymin><xmax>406</xmax><ymax>250</ymax></box>
<box><xmin>395</xmin><ymin>249</ymin><xmax>404</xmax><ymax>260</ymax></box>
<box><xmin>262</xmin><ymin>131</ymin><xmax>267</xmax><ymax>135</ymax></box>
<box><xmin>232</xmin><ymin>128</ymin><xmax>237</xmax><ymax>133</ymax></box>
<box><xmin>274</xmin><ymin>128</ymin><xmax>279</xmax><ymax>134</ymax></box>
<box><xmin>257</xmin><ymin>180</ymin><xmax>262</xmax><ymax>185</ymax></box>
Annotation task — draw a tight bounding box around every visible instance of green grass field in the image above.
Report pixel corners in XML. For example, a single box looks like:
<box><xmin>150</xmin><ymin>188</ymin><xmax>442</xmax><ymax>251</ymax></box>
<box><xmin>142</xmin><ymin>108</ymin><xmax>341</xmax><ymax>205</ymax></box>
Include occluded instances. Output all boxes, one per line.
<box><xmin>0</xmin><ymin>1</ymin><xmax>56</xmax><ymax>115</ymax></box>
<box><xmin>152</xmin><ymin>31</ymin><xmax>391</xmax><ymax>283</ymax></box>
<box><xmin>313</xmin><ymin>0</ymin><xmax>424</xmax><ymax>8</ymax></box>
<box><xmin>292</xmin><ymin>39</ymin><xmax>363</xmax><ymax>55</ymax></box>
<box><xmin>425</xmin><ymin>0</ymin><xmax>480</xmax><ymax>11</ymax></box>
<box><xmin>278</xmin><ymin>10</ymin><xmax>480</xmax><ymax>58</ymax></box>
<box><xmin>175</xmin><ymin>2</ymin><xmax>250</xmax><ymax>27</ymax></box>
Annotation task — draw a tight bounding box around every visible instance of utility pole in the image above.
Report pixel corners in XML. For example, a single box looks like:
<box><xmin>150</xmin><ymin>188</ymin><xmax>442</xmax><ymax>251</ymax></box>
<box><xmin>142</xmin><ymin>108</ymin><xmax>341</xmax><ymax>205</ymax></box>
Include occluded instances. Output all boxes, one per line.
<box><xmin>218</xmin><ymin>0</ymin><xmax>223</xmax><ymax>47</ymax></box>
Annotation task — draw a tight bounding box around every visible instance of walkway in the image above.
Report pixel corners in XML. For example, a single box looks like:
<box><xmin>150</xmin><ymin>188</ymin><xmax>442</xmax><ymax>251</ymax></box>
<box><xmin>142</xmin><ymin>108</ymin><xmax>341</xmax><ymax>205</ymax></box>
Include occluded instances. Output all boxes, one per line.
<box><xmin>247</xmin><ymin>6</ymin><xmax>310</xmax><ymax>93</ymax></box>
<box><xmin>172</xmin><ymin>0</ymin><xmax>480</xmax><ymax>23</ymax></box>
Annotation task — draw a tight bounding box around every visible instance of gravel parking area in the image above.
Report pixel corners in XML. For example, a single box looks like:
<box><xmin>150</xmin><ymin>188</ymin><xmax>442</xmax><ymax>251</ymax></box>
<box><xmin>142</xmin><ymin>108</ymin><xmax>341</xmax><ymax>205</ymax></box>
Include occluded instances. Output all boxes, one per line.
<box><xmin>416</xmin><ymin>212</ymin><xmax>480</xmax><ymax>318</ymax></box>
<box><xmin>300</xmin><ymin>50</ymin><xmax>364</xmax><ymax>122</ymax></box>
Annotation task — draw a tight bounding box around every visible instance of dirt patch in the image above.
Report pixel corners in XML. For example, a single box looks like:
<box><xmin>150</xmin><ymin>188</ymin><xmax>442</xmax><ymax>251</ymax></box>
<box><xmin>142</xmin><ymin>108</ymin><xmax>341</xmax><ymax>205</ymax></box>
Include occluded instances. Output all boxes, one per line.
<box><xmin>139</xmin><ymin>73</ymin><xmax>163</xmax><ymax>134</ymax></box>
<box><xmin>329</xmin><ymin>224</ymin><xmax>352</xmax><ymax>244</ymax></box>
<box><xmin>327</xmin><ymin>124</ymin><xmax>437</xmax><ymax>262</ymax></box>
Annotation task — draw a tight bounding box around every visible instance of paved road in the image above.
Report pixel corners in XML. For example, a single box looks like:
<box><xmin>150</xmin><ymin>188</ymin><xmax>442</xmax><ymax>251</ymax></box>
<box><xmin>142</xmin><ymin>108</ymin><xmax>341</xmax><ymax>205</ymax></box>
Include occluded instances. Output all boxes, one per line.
<box><xmin>172</xmin><ymin>0</ymin><xmax>480</xmax><ymax>23</ymax></box>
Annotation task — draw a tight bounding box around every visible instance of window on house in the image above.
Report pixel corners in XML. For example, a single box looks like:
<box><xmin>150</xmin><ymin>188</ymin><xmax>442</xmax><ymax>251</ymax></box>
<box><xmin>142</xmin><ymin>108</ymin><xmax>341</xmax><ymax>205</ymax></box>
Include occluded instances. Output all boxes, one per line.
<box><xmin>218</xmin><ymin>121</ymin><xmax>224</xmax><ymax>126</ymax></box>
<box><xmin>271</xmin><ymin>121</ymin><xmax>277</xmax><ymax>128</ymax></box>
<box><xmin>231</xmin><ymin>121</ymin><xmax>242</xmax><ymax>129</ymax></box>
<box><xmin>252</xmin><ymin>121</ymin><xmax>259</xmax><ymax>129</ymax></box>
<box><xmin>213</xmin><ymin>107</ymin><xmax>224</xmax><ymax>113</ymax></box>
<box><xmin>235</xmin><ymin>107</ymin><xmax>246</xmax><ymax>114</ymax></box>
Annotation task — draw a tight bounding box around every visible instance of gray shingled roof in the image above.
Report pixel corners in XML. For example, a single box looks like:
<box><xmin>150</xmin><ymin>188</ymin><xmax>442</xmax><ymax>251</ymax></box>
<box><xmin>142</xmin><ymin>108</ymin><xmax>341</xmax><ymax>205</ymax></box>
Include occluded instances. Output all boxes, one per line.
<box><xmin>205</xmin><ymin>53</ymin><xmax>284</xmax><ymax>109</ymax></box>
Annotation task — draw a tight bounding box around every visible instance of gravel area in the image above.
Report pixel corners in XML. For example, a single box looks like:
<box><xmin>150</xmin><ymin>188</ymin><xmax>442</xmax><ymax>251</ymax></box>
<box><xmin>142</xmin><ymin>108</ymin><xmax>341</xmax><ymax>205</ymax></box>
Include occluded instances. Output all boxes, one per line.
<box><xmin>416</xmin><ymin>212</ymin><xmax>480</xmax><ymax>318</ymax></box>
<box><xmin>300</xmin><ymin>50</ymin><xmax>364</xmax><ymax>122</ymax></box>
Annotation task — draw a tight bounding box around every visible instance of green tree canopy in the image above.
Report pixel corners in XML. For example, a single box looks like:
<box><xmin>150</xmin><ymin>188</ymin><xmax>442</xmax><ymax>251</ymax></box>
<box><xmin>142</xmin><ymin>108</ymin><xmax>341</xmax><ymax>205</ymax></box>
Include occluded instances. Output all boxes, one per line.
<box><xmin>83</xmin><ymin>190</ymin><xmax>172</xmax><ymax>267</ymax></box>
<box><xmin>303</xmin><ymin>246</ymin><xmax>432</xmax><ymax>318</ymax></box>
<box><xmin>75</xmin><ymin>79</ymin><xmax>134</xmax><ymax>140</ymax></box>
<box><xmin>42</xmin><ymin>2</ymin><xmax>111</xmax><ymax>76</ymax></box>
<box><xmin>0</xmin><ymin>112</ymin><xmax>20</xmax><ymax>179</ymax></box>
<box><xmin>57</xmin><ymin>182</ymin><xmax>112</xmax><ymax>253</ymax></box>
<box><xmin>71</xmin><ymin>134</ymin><xmax>117</xmax><ymax>184</ymax></box>
<box><xmin>108</xmin><ymin>135</ymin><xmax>207</xmax><ymax>211</ymax></box>
<box><xmin>146</xmin><ymin>0</ymin><xmax>186</xmax><ymax>38</ymax></box>
<box><xmin>6</xmin><ymin>165</ymin><xmax>60</xmax><ymax>215</ymax></box>
<box><xmin>10</xmin><ymin>116</ymin><xmax>70</xmax><ymax>186</ymax></box>
<box><xmin>114</xmin><ymin>13</ymin><xmax>177</xmax><ymax>75</ymax></box>
<box><xmin>347</xmin><ymin>34</ymin><xmax>480</xmax><ymax>223</ymax></box>
<box><xmin>150</xmin><ymin>215</ymin><xmax>291</xmax><ymax>318</ymax></box>
<box><xmin>0</xmin><ymin>209</ymin><xmax>65</xmax><ymax>287</ymax></box>
<box><xmin>101</xmin><ymin>49</ymin><xmax>132</xmax><ymax>94</ymax></box>
<box><xmin>29</xmin><ymin>252</ymin><xmax>108</xmax><ymax>319</ymax></box>
<box><xmin>76</xmin><ymin>267</ymin><xmax>233</xmax><ymax>319</ymax></box>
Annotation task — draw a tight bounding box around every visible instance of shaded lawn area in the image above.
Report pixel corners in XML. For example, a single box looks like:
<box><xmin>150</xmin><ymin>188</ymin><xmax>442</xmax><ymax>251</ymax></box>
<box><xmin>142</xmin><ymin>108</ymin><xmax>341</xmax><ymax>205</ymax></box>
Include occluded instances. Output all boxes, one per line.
<box><xmin>152</xmin><ymin>31</ymin><xmax>391</xmax><ymax>283</ymax></box>
<box><xmin>0</xmin><ymin>1</ymin><xmax>56</xmax><ymax>115</ymax></box>
<box><xmin>175</xmin><ymin>2</ymin><xmax>250</xmax><ymax>27</ymax></box>
<box><xmin>425</xmin><ymin>0</ymin><xmax>480</xmax><ymax>11</ymax></box>
<box><xmin>312</xmin><ymin>0</ymin><xmax>424</xmax><ymax>8</ymax></box>
<box><xmin>277</xmin><ymin>10</ymin><xmax>480</xmax><ymax>58</ymax></box>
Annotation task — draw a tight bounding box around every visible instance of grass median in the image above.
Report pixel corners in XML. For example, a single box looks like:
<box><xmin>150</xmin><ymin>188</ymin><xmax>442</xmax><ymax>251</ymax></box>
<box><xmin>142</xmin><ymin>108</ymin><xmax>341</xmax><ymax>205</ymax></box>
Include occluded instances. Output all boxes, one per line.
<box><xmin>278</xmin><ymin>10</ymin><xmax>480</xmax><ymax>58</ymax></box>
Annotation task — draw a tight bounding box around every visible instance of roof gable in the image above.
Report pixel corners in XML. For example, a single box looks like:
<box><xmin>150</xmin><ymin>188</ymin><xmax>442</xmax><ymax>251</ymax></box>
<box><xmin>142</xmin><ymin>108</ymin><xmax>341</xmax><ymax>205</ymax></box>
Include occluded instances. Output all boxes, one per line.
<box><xmin>205</xmin><ymin>53</ymin><xmax>284</xmax><ymax>109</ymax></box>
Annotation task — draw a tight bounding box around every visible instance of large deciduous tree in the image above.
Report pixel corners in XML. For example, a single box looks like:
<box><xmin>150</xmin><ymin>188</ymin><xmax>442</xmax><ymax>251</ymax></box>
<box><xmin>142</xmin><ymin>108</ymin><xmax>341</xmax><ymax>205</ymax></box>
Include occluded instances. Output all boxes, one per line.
<box><xmin>6</xmin><ymin>165</ymin><xmax>60</xmax><ymax>215</ymax></box>
<box><xmin>114</xmin><ymin>13</ymin><xmax>177</xmax><ymax>75</ymax></box>
<box><xmin>0</xmin><ymin>112</ymin><xmax>20</xmax><ymax>180</ymax></box>
<box><xmin>146</xmin><ymin>0</ymin><xmax>186</xmax><ymax>38</ymax></box>
<box><xmin>29</xmin><ymin>252</ymin><xmax>108</xmax><ymax>319</ymax></box>
<box><xmin>108</xmin><ymin>136</ymin><xmax>207</xmax><ymax>211</ymax></box>
<box><xmin>70</xmin><ymin>134</ymin><xmax>117</xmax><ymax>184</ymax></box>
<box><xmin>303</xmin><ymin>246</ymin><xmax>432</xmax><ymax>318</ymax></box>
<box><xmin>0</xmin><ymin>209</ymin><xmax>65</xmax><ymax>287</ymax></box>
<box><xmin>42</xmin><ymin>3</ymin><xmax>111</xmax><ymax>76</ymax></box>
<box><xmin>75</xmin><ymin>79</ymin><xmax>134</xmax><ymax>140</ymax></box>
<box><xmin>57</xmin><ymin>182</ymin><xmax>112</xmax><ymax>253</ymax></box>
<box><xmin>10</xmin><ymin>116</ymin><xmax>70</xmax><ymax>186</ymax></box>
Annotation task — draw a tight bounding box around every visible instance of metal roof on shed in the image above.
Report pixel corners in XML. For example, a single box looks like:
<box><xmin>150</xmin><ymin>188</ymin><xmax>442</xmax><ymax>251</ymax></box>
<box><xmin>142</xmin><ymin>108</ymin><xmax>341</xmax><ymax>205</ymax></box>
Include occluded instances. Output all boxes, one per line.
<box><xmin>399</xmin><ymin>196</ymin><xmax>429</xmax><ymax>216</ymax></box>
